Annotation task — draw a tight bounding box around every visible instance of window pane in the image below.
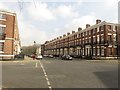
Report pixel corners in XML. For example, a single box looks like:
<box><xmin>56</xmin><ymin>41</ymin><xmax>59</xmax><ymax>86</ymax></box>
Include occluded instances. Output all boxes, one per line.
<box><xmin>0</xmin><ymin>27</ymin><xmax>5</xmax><ymax>35</ymax></box>
<box><xmin>0</xmin><ymin>43</ymin><xmax>3</xmax><ymax>51</ymax></box>
<box><xmin>101</xmin><ymin>48</ymin><xmax>104</xmax><ymax>56</ymax></box>
<box><xmin>0</xmin><ymin>14</ymin><xmax>6</xmax><ymax>19</ymax></box>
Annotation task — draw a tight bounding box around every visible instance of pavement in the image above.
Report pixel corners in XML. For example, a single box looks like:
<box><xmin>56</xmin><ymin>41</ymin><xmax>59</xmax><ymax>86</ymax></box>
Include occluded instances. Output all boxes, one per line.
<box><xmin>1</xmin><ymin>57</ymin><xmax>118</xmax><ymax>89</ymax></box>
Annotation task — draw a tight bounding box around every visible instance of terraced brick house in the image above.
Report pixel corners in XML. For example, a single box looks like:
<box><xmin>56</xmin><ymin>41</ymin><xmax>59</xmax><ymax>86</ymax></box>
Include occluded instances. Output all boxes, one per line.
<box><xmin>42</xmin><ymin>19</ymin><xmax>119</xmax><ymax>59</ymax></box>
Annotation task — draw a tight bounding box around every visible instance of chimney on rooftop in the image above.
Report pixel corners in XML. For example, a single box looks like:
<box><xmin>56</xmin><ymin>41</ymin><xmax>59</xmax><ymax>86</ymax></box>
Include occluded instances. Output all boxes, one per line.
<box><xmin>60</xmin><ymin>36</ymin><xmax>62</xmax><ymax>38</ymax></box>
<box><xmin>72</xmin><ymin>31</ymin><xmax>75</xmax><ymax>34</ymax></box>
<box><xmin>78</xmin><ymin>27</ymin><xmax>82</xmax><ymax>31</ymax></box>
<box><xmin>67</xmin><ymin>32</ymin><xmax>70</xmax><ymax>35</ymax></box>
<box><xmin>63</xmin><ymin>34</ymin><xmax>66</xmax><ymax>37</ymax></box>
<box><xmin>86</xmin><ymin>24</ymin><xmax>90</xmax><ymax>28</ymax></box>
<box><xmin>96</xmin><ymin>19</ymin><xmax>101</xmax><ymax>24</ymax></box>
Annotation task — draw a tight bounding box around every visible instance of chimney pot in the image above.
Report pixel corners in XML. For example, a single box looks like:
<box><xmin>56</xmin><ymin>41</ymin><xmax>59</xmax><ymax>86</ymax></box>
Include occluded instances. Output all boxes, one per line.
<box><xmin>96</xmin><ymin>19</ymin><xmax>101</xmax><ymax>24</ymax></box>
<box><xmin>63</xmin><ymin>34</ymin><xmax>66</xmax><ymax>37</ymax></box>
<box><xmin>86</xmin><ymin>24</ymin><xmax>90</xmax><ymax>28</ymax></box>
<box><xmin>78</xmin><ymin>27</ymin><xmax>82</xmax><ymax>31</ymax></box>
<box><xmin>60</xmin><ymin>36</ymin><xmax>62</xmax><ymax>38</ymax></box>
<box><xmin>72</xmin><ymin>31</ymin><xmax>75</xmax><ymax>34</ymax></box>
<box><xmin>67</xmin><ymin>32</ymin><xmax>70</xmax><ymax>35</ymax></box>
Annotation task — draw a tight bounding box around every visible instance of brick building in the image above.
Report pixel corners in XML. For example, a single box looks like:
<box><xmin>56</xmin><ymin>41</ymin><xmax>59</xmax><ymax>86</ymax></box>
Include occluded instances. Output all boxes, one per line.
<box><xmin>41</xmin><ymin>19</ymin><xmax>119</xmax><ymax>59</ymax></box>
<box><xmin>0</xmin><ymin>10</ymin><xmax>21</xmax><ymax>60</ymax></box>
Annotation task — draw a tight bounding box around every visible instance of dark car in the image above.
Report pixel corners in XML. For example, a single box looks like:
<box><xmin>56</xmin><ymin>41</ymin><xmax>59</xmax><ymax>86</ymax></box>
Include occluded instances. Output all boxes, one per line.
<box><xmin>14</xmin><ymin>54</ymin><xmax>24</xmax><ymax>59</ymax></box>
<box><xmin>61</xmin><ymin>55</ymin><xmax>72</xmax><ymax>60</ymax></box>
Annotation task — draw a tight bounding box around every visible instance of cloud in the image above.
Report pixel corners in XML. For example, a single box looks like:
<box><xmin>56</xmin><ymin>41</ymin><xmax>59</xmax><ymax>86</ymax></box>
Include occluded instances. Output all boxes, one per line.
<box><xmin>47</xmin><ymin>12</ymin><xmax>96</xmax><ymax>40</ymax></box>
<box><xmin>17</xmin><ymin>13</ymin><xmax>48</xmax><ymax>46</ymax></box>
<box><xmin>53</xmin><ymin>5</ymin><xmax>79</xmax><ymax>18</ymax></box>
<box><xmin>0</xmin><ymin>3</ymin><xmax>5</xmax><ymax>9</ymax></box>
<box><xmin>110</xmin><ymin>19</ymin><xmax>118</xmax><ymax>23</ymax></box>
<box><xmin>104</xmin><ymin>0</ymin><xmax>119</xmax><ymax>7</ymax></box>
<box><xmin>0</xmin><ymin>2</ymin><xmax>9</xmax><ymax>10</ymax></box>
<box><xmin>54</xmin><ymin>28</ymin><xmax>60</xmax><ymax>32</ymax></box>
<box><xmin>59</xmin><ymin>12</ymin><xmax>96</xmax><ymax>34</ymax></box>
<box><xmin>27</xmin><ymin>2</ymin><xmax>79</xmax><ymax>21</ymax></box>
<box><xmin>27</xmin><ymin>2</ymin><xmax>55</xmax><ymax>22</ymax></box>
<box><xmin>20</xmin><ymin>23</ymin><xmax>47</xmax><ymax>46</ymax></box>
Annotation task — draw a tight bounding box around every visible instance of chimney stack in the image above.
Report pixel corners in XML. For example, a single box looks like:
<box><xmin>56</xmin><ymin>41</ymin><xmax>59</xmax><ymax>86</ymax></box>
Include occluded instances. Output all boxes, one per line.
<box><xmin>78</xmin><ymin>27</ymin><xmax>82</xmax><ymax>31</ymax></box>
<box><xmin>59</xmin><ymin>36</ymin><xmax>62</xmax><ymax>38</ymax></box>
<box><xmin>63</xmin><ymin>34</ymin><xmax>66</xmax><ymax>37</ymax></box>
<box><xmin>72</xmin><ymin>31</ymin><xmax>75</xmax><ymax>34</ymax></box>
<box><xmin>96</xmin><ymin>19</ymin><xmax>101</xmax><ymax>24</ymax></box>
<box><xmin>67</xmin><ymin>32</ymin><xmax>70</xmax><ymax>35</ymax></box>
<box><xmin>86</xmin><ymin>24</ymin><xmax>90</xmax><ymax>28</ymax></box>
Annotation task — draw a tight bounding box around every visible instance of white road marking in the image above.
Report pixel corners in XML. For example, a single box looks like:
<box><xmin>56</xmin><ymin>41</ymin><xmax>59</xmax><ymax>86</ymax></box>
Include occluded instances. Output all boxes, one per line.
<box><xmin>49</xmin><ymin>86</ymin><xmax>52</xmax><ymax>90</ymax></box>
<box><xmin>47</xmin><ymin>81</ymin><xmax>50</xmax><ymax>85</ymax></box>
<box><xmin>45</xmin><ymin>75</ymin><xmax>47</xmax><ymax>77</ymax></box>
<box><xmin>46</xmin><ymin>78</ymin><xmax>49</xmax><ymax>81</ymax></box>
<box><xmin>38</xmin><ymin>61</ymin><xmax>52</xmax><ymax>90</ymax></box>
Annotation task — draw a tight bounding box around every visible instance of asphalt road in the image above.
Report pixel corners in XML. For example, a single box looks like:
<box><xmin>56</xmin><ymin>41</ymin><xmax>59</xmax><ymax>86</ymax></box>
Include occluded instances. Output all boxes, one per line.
<box><xmin>1</xmin><ymin>57</ymin><xmax>118</xmax><ymax>89</ymax></box>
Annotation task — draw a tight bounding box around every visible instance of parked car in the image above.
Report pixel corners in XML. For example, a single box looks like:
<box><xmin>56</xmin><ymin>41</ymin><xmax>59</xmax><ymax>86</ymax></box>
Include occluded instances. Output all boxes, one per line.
<box><xmin>36</xmin><ymin>55</ymin><xmax>43</xmax><ymax>60</ymax></box>
<box><xmin>28</xmin><ymin>54</ymin><xmax>33</xmax><ymax>58</ymax></box>
<box><xmin>43</xmin><ymin>55</ymin><xmax>48</xmax><ymax>57</ymax></box>
<box><xmin>14</xmin><ymin>54</ymin><xmax>24</xmax><ymax>59</ymax></box>
<box><xmin>61</xmin><ymin>55</ymin><xmax>72</xmax><ymax>60</ymax></box>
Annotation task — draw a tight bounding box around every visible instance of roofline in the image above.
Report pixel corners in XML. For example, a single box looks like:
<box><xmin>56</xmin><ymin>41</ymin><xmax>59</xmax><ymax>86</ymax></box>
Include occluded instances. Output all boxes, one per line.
<box><xmin>0</xmin><ymin>9</ymin><xmax>16</xmax><ymax>16</ymax></box>
<box><xmin>44</xmin><ymin>21</ymin><xmax>119</xmax><ymax>45</ymax></box>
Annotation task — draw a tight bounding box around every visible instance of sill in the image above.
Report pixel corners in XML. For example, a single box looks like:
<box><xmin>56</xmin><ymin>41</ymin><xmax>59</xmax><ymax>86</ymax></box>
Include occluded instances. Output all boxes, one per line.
<box><xmin>0</xmin><ymin>19</ymin><xmax>6</xmax><ymax>21</ymax></box>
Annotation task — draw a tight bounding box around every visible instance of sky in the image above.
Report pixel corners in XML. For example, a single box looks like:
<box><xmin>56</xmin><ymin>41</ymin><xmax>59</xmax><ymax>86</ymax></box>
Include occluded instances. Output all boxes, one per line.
<box><xmin>0</xmin><ymin>0</ymin><xmax>119</xmax><ymax>46</ymax></box>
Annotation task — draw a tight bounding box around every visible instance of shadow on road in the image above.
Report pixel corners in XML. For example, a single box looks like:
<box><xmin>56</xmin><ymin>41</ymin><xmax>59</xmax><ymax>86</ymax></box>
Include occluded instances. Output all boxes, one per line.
<box><xmin>93</xmin><ymin>70</ymin><xmax>118</xmax><ymax>88</ymax></box>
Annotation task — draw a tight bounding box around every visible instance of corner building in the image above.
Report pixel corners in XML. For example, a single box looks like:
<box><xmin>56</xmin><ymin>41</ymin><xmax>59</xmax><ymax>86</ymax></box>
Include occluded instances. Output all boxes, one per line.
<box><xmin>0</xmin><ymin>10</ymin><xmax>21</xmax><ymax>60</ymax></box>
<box><xmin>42</xmin><ymin>20</ymin><xmax>119</xmax><ymax>59</ymax></box>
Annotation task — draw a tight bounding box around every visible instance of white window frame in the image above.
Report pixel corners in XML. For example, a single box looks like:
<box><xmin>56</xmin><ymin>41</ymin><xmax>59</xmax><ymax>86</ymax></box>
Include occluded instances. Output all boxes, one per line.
<box><xmin>97</xmin><ymin>27</ymin><xmax>99</xmax><ymax>32</ymax></box>
<box><xmin>97</xmin><ymin>47</ymin><xmax>100</xmax><ymax>56</ymax></box>
<box><xmin>85</xmin><ymin>37</ymin><xmax>87</xmax><ymax>43</ymax></box>
<box><xmin>97</xmin><ymin>35</ymin><xmax>99</xmax><ymax>42</ymax></box>
<box><xmin>89</xmin><ymin>30</ymin><xmax>91</xmax><ymax>35</ymax></box>
<box><xmin>93</xmin><ymin>36</ymin><xmax>96</xmax><ymax>43</ymax></box>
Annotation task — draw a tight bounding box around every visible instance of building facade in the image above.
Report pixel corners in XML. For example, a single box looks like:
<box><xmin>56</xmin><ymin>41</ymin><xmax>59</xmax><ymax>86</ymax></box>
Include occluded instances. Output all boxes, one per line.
<box><xmin>0</xmin><ymin>10</ymin><xmax>21</xmax><ymax>60</ymax></box>
<box><xmin>42</xmin><ymin>20</ymin><xmax>119</xmax><ymax>59</ymax></box>
<box><xmin>36</xmin><ymin>45</ymin><xmax>42</xmax><ymax>56</ymax></box>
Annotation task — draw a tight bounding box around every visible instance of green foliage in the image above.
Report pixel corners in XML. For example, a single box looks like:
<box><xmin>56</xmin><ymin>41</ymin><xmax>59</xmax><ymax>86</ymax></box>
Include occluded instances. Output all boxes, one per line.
<box><xmin>21</xmin><ymin>45</ymin><xmax>39</xmax><ymax>55</ymax></box>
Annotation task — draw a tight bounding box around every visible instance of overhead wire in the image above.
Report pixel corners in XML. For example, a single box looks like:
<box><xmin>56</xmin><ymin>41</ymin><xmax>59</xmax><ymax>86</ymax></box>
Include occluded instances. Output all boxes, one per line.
<box><xmin>17</xmin><ymin>0</ymin><xmax>24</xmax><ymax>14</ymax></box>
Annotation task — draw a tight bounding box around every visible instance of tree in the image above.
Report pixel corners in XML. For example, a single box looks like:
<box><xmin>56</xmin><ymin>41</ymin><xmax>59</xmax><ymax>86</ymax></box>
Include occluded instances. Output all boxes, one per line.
<box><xmin>21</xmin><ymin>45</ymin><xmax>39</xmax><ymax>55</ymax></box>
